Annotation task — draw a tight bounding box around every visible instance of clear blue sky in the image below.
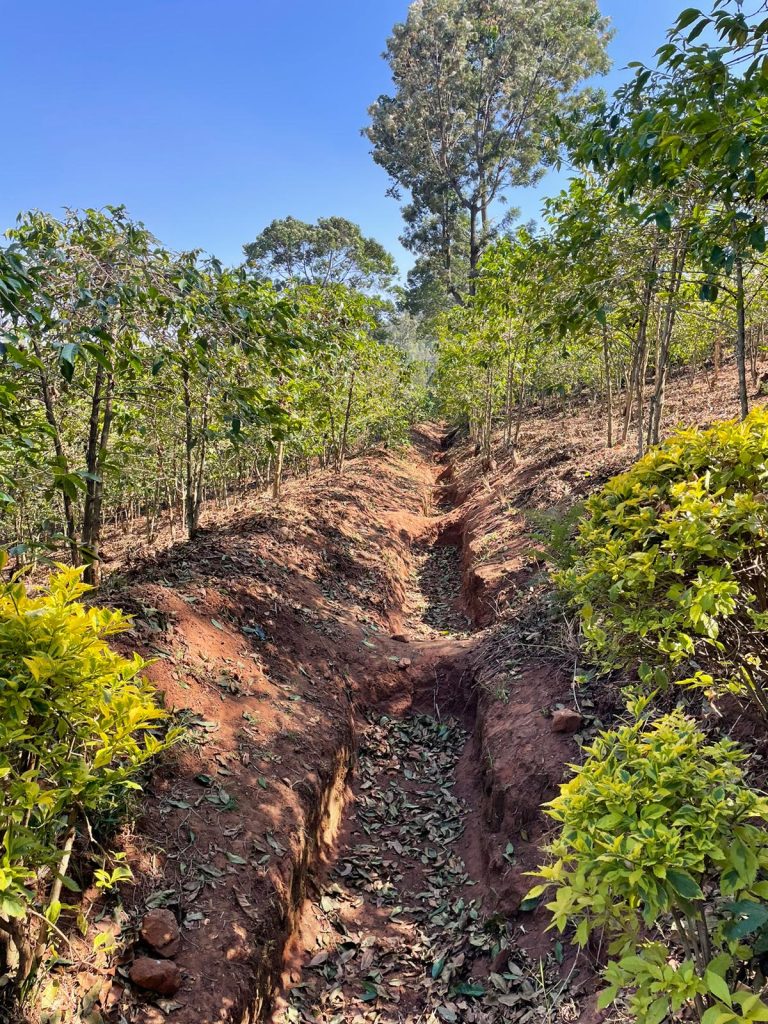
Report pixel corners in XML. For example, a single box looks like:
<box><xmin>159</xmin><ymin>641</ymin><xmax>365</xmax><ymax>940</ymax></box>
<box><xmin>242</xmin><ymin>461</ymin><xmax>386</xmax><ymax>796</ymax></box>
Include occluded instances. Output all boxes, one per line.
<box><xmin>1</xmin><ymin>0</ymin><xmax>684</xmax><ymax>276</ymax></box>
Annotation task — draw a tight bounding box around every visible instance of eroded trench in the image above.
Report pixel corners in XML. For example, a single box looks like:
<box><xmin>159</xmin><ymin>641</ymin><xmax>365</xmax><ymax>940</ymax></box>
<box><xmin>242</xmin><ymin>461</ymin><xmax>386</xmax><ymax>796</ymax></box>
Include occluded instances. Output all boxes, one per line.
<box><xmin>264</xmin><ymin>478</ymin><xmax>569</xmax><ymax>1024</ymax></box>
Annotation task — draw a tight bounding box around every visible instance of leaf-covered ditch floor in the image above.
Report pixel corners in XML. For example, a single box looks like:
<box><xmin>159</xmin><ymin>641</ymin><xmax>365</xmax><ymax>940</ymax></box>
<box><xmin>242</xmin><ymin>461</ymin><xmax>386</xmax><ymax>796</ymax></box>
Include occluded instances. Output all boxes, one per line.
<box><xmin>273</xmin><ymin>711</ymin><xmax>575</xmax><ymax>1024</ymax></box>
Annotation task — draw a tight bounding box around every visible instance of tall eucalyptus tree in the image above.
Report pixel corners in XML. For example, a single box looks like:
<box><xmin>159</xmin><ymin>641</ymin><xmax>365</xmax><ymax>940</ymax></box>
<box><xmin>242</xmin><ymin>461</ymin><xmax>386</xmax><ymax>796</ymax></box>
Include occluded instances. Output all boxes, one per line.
<box><xmin>367</xmin><ymin>0</ymin><xmax>611</xmax><ymax>295</ymax></box>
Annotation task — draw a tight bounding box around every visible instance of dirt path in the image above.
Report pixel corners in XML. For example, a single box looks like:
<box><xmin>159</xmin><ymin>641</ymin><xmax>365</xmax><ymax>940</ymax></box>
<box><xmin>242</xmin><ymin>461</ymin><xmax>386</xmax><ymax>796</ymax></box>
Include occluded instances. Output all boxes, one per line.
<box><xmin>82</xmin><ymin>425</ymin><xmax>590</xmax><ymax>1024</ymax></box>
<box><xmin>271</xmin><ymin>454</ymin><xmax>571</xmax><ymax>1024</ymax></box>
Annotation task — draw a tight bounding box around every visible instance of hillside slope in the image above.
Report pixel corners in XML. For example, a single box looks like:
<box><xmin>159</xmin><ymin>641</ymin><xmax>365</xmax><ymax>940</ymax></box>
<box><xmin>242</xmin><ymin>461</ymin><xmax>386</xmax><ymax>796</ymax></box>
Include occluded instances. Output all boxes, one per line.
<box><xmin>38</xmin><ymin>361</ymin><xmax>762</xmax><ymax>1024</ymax></box>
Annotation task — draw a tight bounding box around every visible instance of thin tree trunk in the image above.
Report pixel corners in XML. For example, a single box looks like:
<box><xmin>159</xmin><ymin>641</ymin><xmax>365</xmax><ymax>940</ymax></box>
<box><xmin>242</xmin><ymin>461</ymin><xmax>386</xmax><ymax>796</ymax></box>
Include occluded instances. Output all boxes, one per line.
<box><xmin>82</xmin><ymin>367</ymin><xmax>114</xmax><ymax>587</ymax></box>
<box><xmin>623</xmin><ymin>240</ymin><xmax>660</xmax><ymax>443</ymax></box>
<box><xmin>272</xmin><ymin>441</ymin><xmax>285</xmax><ymax>500</ymax></box>
<box><xmin>481</xmin><ymin>363</ymin><xmax>494</xmax><ymax>470</ymax></box>
<box><xmin>735</xmin><ymin>253</ymin><xmax>749</xmax><ymax>419</ymax></box>
<box><xmin>636</xmin><ymin>322</ymin><xmax>651</xmax><ymax>458</ymax></box>
<box><xmin>468</xmin><ymin>205</ymin><xmax>480</xmax><ymax>295</ymax></box>
<box><xmin>511</xmin><ymin>339</ymin><xmax>532</xmax><ymax>464</ymax></box>
<box><xmin>648</xmin><ymin>233</ymin><xmax>687</xmax><ymax>446</ymax></box>
<box><xmin>191</xmin><ymin>386</ymin><xmax>210</xmax><ymax>534</ymax></box>
<box><xmin>337</xmin><ymin>370</ymin><xmax>355</xmax><ymax>474</ymax></box>
<box><xmin>182</xmin><ymin>362</ymin><xmax>197</xmax><ymax>538</ymax></box>
<box><xmin>31</xmin><ymin>341</ymin><xmax>79</xmax><ymax>564</ymax></box>
<box><xmin>603</xmin><ymin>324</ymin><xmax>613</xmax><ymax>448</ymax></box>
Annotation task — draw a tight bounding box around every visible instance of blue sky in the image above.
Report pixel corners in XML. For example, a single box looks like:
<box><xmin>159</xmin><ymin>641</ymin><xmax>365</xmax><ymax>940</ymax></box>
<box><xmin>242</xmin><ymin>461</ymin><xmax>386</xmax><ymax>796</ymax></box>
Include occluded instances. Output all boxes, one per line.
<box><xmin>1</xmin><ymin>0</ymin><xmax>684</xmax><ymax>275</ymax></box>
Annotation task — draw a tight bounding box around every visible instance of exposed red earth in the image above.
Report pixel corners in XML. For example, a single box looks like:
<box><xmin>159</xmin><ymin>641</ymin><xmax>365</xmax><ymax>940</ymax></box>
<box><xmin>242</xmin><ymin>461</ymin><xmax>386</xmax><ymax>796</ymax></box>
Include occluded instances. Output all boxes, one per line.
<box><xmin>35</xmin><ymin>361</ymin><xmax>764</xmax><ymax>1024</ymax></box>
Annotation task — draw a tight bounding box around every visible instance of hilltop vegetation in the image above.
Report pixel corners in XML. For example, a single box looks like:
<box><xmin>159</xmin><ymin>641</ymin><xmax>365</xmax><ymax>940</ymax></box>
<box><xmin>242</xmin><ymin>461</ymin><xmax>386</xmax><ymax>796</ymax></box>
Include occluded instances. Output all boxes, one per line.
<box><xmin>4</xmin><ymin>0</ymin><xmax>768</xmax><ymax>1021</ymax></box>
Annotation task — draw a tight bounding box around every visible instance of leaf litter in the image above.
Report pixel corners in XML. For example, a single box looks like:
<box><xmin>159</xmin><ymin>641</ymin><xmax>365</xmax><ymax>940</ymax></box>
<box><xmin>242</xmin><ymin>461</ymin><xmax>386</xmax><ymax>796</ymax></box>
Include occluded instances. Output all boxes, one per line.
<box><xmin>275</xmin><ymin>712</ymin><xmax>574</xmax><ymax>1023</ymax></box>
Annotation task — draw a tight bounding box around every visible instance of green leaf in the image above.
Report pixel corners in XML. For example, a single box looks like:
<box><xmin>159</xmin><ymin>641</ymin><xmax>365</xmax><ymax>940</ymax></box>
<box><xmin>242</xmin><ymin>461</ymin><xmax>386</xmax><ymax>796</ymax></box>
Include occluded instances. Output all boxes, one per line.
<box><xmin>676</xmin><ymin>7</ymin><xmax>703</xmax><ymax>29</ymax></box>
<box><xmin>453</xmin><ymin>983</ymin><xmax>485</xmax><ymax>997</ymax></box>
<box><xmin>724</xmin><ymin>900</ymin><xmax>768</xmax><ymax>939</ymax></box>
<box><xmin>597</xmin><ymin>987</ymin><xmax>618</xmax><ymax>1011</ymax></box>
<box><xmin>647</xmin><ymin>996</ymin><xmax>669</xmax><ymax>1024</ymax></box>
<box><xmin>58</xmin><ymin>342</ymin><xmax>79</xmax><ymax>381</ymax></box>
<box><xmin>0</xmin><ymin>895</ymin><xmax>26</xmax><ymax>919</ymax></box>
<box><xmin>667</xmin><ymin>869</ymin><xmax>703</xmax><ymax>901</ymax></box>
<box><xmin>705</xmin><ymin>969</ymin><xmax>732</xmax><ymax>1006</ymax></box>
<box><xmin>749</xmin><ymin>224</ymin><xmax>766</xmax><ymax>253</ymax></box>
<box><xmin>519</xmin><ymin>893</ymin><xmax>541</xmax><ymax>912</ymax></box>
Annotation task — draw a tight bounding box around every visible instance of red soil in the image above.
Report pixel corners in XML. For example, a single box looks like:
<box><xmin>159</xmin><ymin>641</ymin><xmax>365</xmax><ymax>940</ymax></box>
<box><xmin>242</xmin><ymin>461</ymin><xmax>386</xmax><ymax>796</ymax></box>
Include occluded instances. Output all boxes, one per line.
<box><xmin>43</xmin><ymin>361</ymin><xmax>760</xmax><ymax>1024</ymax></box>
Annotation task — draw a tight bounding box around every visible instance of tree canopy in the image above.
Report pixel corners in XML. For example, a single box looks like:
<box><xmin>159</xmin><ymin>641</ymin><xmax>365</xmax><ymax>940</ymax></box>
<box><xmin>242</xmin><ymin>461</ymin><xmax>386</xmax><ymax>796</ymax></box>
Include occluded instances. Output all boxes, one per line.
<box><xmin>243</xmin><ymin>215</ymin><xmax>397</xmax><ymax>291</ymax></box>
<box><xmin>366</xmin><ymin>0</ymin><xmax>611</xmax><ymax>296</ymax></box>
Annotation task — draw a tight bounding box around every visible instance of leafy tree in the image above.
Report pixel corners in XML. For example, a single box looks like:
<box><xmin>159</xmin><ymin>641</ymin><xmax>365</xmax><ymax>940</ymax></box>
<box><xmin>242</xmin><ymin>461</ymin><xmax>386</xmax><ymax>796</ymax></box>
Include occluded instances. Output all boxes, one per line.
<box><xmin>243</xmin><ymin>216</ymin><xmax>397</xmax><ymax>292</ymax></box>
<box><xmin>5</xmin><ymin>208</ymin><xmax>162</xmax><ymax>579</ymax></box>
<box><xmin>367</xmin><ymin>0</ymin><xmax>611</xmax><ymax>292</ymax></box>
<box><xmin>0</xmin><ymin>205</ymin><xmax>425</xmax><ymax>576</ymax></box>
<box><xmin>575</xmin><ymin>0</ymin><xmax>768</xmax><ymax>419</ymax></box>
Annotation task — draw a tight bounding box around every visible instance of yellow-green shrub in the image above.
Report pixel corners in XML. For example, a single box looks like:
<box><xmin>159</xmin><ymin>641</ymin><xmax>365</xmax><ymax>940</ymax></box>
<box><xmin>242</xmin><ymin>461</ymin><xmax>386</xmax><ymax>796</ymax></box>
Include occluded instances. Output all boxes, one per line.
<box><xmin>528</xmin><ymin>707</ymin><xmax>768</xmax><ymax>1023</ymax></box>
<box><xmin>559</xmin><ymin>408</ymin><xmax>768</xmax><ymax>713</ymax></box>
<box><xmin>0</xmin><ymin>556</ymin><xmax>174</xmax><ymax>984</ymax></box>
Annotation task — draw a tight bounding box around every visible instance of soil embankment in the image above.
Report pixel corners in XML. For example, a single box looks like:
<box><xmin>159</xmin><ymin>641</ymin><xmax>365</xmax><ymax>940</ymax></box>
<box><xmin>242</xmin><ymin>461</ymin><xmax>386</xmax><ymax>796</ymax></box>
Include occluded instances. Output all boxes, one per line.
<box><xmin>79</xmin><ymin>423</ymin><xmax>588</xmax><ymax>1024</ymax></box>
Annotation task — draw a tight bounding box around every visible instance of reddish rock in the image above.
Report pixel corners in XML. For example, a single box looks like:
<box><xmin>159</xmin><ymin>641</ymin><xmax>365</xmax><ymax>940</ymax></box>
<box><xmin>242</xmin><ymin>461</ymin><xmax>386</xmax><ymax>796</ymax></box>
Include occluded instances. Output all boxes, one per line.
<box><xmin>140</xmin><ymin>908</ymin><xmax>181</xmax><ymax>958</ymax></box>
<box><xmin>391</xmin><ymin>632</ymin><xmax>410</xmax><ymax>643</ymax></box>
<box><xmin>130</xmin><ymin>957</ymin><xmax>182</xmax><ymax>995</ymax></box>
<box><xmin>551</xmin><ymin>708</ymin><xmax>583</xmax><ymax>734</ymax></box>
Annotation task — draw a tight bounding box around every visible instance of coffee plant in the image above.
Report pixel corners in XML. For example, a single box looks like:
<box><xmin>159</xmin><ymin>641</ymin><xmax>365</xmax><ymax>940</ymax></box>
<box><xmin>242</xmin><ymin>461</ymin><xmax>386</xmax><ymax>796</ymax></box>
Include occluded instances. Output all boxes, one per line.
<box><xmin>0</xmin><ymin>554</ymin><xmax>176</xmax><ymax>985</ymax></box>
<box><xmin>559</xmin><ymin>409</ymin><xmax>768</xmax><ymax>715</ymax></box>
<box><xmin>528</xmin><ymin>706</ymin><xmax>768</xmax><ymax>1023</ymax></box>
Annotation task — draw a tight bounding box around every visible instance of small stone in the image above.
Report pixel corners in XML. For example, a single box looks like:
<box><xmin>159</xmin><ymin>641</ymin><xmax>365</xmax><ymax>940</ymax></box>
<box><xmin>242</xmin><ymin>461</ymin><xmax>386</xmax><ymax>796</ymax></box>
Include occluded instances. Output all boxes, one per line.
<box><xmin>398</xmin><ymin>659</ymin><xmax>411</xmax><ymax>670</ymax></box>
<box><xmin>551</xmin><ymin>708</ymin><xmax>582</xmax><ymax>734</ymax></box>
<box><xmin>140</xmin><ymin>908</ymin><xmax>181</xmax><ymax>958</ymax></box>
<box><xmin>104</xmin><ymin>984</ymin><xmax>124</xmax><ymax>1010</ymax></box>
<box><xmin>391</xmin><ymin>633</ymin><xmax>410</xmax><ymax>643</ymax></box>
<box><xmin>130</xmin><ymin>957</ymin><xmax>182</xmax><ymax>995</ymax></box>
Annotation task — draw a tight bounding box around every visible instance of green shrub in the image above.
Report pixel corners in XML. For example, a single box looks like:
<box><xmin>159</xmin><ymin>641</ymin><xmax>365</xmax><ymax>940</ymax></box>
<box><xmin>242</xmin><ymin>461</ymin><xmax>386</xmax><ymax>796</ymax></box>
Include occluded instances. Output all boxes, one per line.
<box><xmin>558</xmin><ymin>408</ymin><xmax>768</xmax><ymax>713</ymax></box>
<box><xmin>0</xmin><ymin>556</ymin><xmax>175</xmax><ymax>985</ymax></box>
<box><xmin>528</xmin><ymin>706</ymin><xmax>768</xmax><ymax>1023</ymax></box>
<box><xmin>527</xmin><ymin>502</ymin><xmax>585</xmax><ymax>570</ymax></box>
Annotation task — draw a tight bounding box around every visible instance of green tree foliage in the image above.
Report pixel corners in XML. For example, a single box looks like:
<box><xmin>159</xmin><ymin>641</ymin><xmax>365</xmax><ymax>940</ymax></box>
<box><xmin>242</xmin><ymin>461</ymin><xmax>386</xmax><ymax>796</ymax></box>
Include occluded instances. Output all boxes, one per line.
<box><xmin>0</xmin><ymin>207</ymin><xmax>425</xmax><ymax>574</ymax></box>
<box><xmin>529</xmin><ymin>707</ymin><xmax>768</xmax><ymax>1023</ymax></box>
<box><xmin>243</xmin><ymin>216</ymin><xmax>397</xmax><ymax>292</ymax></box>
<box><xmin>559</xmin><ymin>409</ymin><xmax>768</xmax><ymax>717</ymax></box>
<box><xmin>424</xmin><ymin>0</ymin><xmax>768</xmax><ymax>463</ymax></box>
<box><xmin>575</xmin><ymin>0</ymin><xmax>768</xmax><ymax>419</ymax></box>
<box><xmin>367</xmin><ymin>0</ymin><xmax>611</xmax><ymax>293</ymax></box>
<box><xmin>432</xmin><ymin>229</ymin><xmax>559</xmax><ymax>464</ymax></box>
<box><xmin>0</xmin><ymin>557</ymin><xmax>175</xmax><ymax>983</ymax></box>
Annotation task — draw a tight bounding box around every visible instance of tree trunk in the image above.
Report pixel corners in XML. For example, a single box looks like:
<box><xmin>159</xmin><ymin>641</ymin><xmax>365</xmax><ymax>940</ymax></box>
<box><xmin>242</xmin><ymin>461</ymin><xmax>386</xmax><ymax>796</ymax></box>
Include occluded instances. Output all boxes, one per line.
<box><xmin>82</xmin><ymin>368</ymin><xmax>114</xmax><ymax>587</ymax></box>
<box><xmin>191</xmin><ymin>386</ymin><xmax>210</xmax><ymax>534</ymax></box>
<box><xmin>636</xmin><ymin>322</ymin><xmax>652</xmax><ymax>458</ymax></box>
<box><xmin>623</xmin><ymin>240</ymin><xmax>661</xmax><ymax>443</ymax></box>
<box><xmin>735</xmin><ymin>253</ymin><xmax>749</xmax><ymax>419</ymax></box>
<box><xmin>648</xmin><ymin>232</ymin><xmax>687</xmax><ymax>446</ymax></box>
<box><xmin>182</xmin><ymin>362</ymin><xmax>198</xmax><ymax>538</ymax></box>
<box><xmin>504</xmin><ymin>351</ymin><xmax>514</xmax><ymax>448</ymax></box>
<box><xmin>468</xmin><ymin>205</ymin><xmax>480</xmax><ymax>295</ymax></box>
<box><xmin>337</xmin><ymin>370</ymin><xmax>355</xmax><ymax>474</ymax></box>
<box><xmin>713</xmin><ymin>335</ymin><xmax>722</xmax><ymax>387</ymax></box>
<box><xmin>481</xmin><ymin>363</ymin><xmax>494</xmax><ymax>470</ymax></box>
<box><xmin>603</xmin><ymin>324</ymin><xmax>613</xmax><ymax>448</ymax></box>
<box><xmin>31</xmin><ymin>341</ymin><xmax>80</xmax><ymax>564</ymax></box>
<box><xmin>272</xmin><ymin>441</ymin><xmax>285</xmax><ymax>500</ymax></box>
